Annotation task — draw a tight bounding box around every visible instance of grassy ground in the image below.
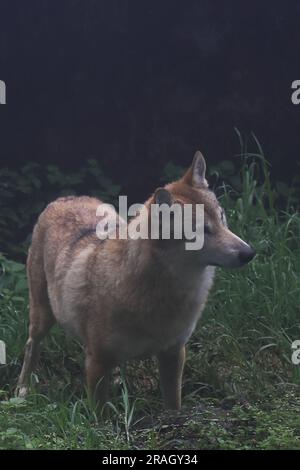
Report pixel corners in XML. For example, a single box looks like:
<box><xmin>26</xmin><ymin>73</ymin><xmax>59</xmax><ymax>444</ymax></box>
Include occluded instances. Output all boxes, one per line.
<box><xmin>0</xmin><ymin>150</ymin><xmax>300</xmax><ymax>449</ymax></box>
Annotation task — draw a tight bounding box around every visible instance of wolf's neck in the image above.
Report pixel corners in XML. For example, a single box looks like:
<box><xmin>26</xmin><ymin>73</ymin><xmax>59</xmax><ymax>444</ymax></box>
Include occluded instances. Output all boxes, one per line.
<box><xmin>111</xmin><ymin>237</ymin><xmax>209</xmax><ymax>286</ymax></box>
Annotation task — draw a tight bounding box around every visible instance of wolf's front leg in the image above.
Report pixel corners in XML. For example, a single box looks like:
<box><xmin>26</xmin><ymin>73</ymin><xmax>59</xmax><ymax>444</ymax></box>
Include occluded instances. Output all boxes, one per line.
<box><xmin>85</xmin><ymin>350</ymin><xmax>113</xmax><ymax>415</ymax></box>
<box><xmin>157</xmin><ymin>344</ymin><xmax>186</xmax><ymax>410</ymax></box>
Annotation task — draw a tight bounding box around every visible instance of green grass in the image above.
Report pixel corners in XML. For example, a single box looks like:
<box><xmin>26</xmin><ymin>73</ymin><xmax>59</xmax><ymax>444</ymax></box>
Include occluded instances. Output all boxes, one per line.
<box><xmin>0</xmin><ymin>145</ymin><xmax>300</xmax><ymax>449</ymax></box>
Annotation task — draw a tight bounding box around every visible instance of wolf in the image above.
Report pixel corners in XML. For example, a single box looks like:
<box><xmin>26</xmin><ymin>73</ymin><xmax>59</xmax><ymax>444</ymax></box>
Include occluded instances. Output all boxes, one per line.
<box><xmin>16</xmin><ymin>152</ymin><xmax>256</xmax><ymax>410</ymax></box>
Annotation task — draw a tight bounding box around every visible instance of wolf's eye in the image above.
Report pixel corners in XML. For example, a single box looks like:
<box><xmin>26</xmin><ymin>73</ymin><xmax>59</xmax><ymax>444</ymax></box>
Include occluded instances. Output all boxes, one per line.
<box><xmin>204</xmin><ymin>224</ymin><xmax>212</xmax><ymax>235</ymax></box>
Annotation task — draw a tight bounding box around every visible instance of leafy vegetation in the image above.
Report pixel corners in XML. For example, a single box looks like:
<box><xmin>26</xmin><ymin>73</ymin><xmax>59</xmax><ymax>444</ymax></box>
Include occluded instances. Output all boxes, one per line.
<box><xmin>0</xmin><ymin>159</ymin><xmax>121</xmax><ymax>260</ymax></box>
<box><xmin>0</xmin><ymin>135</ymin><xmax>300</xmax><ymax>449</ymax></box>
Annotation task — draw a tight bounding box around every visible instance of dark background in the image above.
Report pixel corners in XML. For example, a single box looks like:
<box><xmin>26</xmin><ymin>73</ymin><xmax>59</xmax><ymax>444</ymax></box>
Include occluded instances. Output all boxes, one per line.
<box><xmin>0</xmin><ymin>0</ymin><xmax>300</xmax><ymax>202</ymax></box>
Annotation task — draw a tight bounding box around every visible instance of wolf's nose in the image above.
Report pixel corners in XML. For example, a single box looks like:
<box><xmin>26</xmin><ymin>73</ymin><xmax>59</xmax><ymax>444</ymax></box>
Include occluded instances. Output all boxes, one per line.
<box><xmin>238</xmin><ymin>246</ymin><xmax>256</xmax><ymax>265</ymax></box>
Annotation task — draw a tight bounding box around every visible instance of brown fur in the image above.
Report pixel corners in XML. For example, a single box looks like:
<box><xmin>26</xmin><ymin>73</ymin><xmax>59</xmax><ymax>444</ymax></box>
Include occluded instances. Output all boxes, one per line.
<box><xmin>16</xmin><ymin>153</ymin><xmax>255</xmax><ymax>411</ymax></box>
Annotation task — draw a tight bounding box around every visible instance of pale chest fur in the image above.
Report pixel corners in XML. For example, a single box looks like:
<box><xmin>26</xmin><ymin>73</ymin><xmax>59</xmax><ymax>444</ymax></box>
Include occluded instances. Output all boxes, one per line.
<box><xmin>107</xmin><ymin>265</ymin><xmax>216</xmax><ymax>359</ymax></box>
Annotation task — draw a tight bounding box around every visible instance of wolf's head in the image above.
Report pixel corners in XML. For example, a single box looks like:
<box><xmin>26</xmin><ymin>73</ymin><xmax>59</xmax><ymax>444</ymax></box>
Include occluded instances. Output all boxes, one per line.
<box><xmin>150</xmin><ymin>151</ymin><xmax>256</xmax><ymax>269</ymax></box>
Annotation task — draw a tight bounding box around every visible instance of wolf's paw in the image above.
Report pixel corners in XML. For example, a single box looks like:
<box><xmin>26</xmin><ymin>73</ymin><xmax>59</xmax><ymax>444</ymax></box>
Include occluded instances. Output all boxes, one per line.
<box><xmin>15</xmin><ymin>386</ymin><xmax>28</xmax><ymax>398</ymax></box>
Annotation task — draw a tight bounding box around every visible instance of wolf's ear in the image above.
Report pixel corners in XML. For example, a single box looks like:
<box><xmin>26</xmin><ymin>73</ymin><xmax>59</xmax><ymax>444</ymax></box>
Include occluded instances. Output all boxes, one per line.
<box><xmin>154</xmin><ymin>188</ymin><xmax>173</xmax><ymax>206</ymax></box>
<box><xmin>183</xmin><ymin>151</ymin><xmax>208</xmax><ymax>188</ymax></box>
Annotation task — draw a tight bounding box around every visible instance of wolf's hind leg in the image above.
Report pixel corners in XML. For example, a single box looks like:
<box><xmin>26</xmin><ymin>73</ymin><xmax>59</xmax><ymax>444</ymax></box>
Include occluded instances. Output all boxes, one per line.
<box><xmin>16</xmin><ymin>336</ymin><xmax>40</xmax><ymax>398</ymax></box>
<box><xmin>157</xmin><ymin>344</ymin><xmax>186</xmax><ymax>410</ymax></box>
<box><xmin>16</xmin><ymin>299</ymin><xmax>55</xmax><ymax>397</ymax></box>
<box><xmin>16</xmin><ymin>248</ymin><xmax>56</xmax><ymax>397</ymax></box>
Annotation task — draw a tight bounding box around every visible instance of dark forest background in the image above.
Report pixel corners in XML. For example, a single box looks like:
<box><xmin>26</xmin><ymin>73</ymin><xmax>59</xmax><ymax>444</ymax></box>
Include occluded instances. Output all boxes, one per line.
<box><xmin>0</xmin><ymin>0</ymin><xmax>300</xmax><ymax>259</ymax></box>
